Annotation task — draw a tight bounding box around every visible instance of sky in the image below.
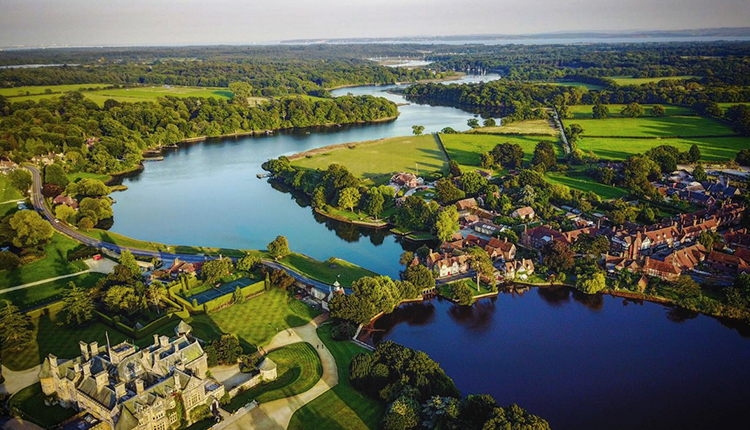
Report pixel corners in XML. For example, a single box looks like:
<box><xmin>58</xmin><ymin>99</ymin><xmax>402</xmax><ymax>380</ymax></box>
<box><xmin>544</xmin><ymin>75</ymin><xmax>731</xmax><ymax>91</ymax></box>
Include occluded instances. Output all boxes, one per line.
<box><xmin>1</xmin><ymin>0</ymin><xmax>749</xmax><ymax>47</ymax></box>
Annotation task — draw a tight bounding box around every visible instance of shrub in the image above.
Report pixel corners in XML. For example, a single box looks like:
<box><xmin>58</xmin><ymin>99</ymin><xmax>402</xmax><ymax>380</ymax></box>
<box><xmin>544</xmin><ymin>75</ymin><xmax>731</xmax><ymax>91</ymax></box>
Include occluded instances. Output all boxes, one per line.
<box><xmin>0</xmin><ymin>250</ymin><xmax>21</xmax><ymax>271</ymax></box>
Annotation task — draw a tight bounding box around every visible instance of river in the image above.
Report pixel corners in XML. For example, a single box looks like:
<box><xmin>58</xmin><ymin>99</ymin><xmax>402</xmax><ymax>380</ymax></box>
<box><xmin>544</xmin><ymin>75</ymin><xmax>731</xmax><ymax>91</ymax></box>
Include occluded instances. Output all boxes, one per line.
<box><xmin>110</xmin><ymin>74</ymin><xmax>500</xmax><ymax>278</ymax></box>
<box><xmin>369</xmin><ymin>289</ymin><xmax>750</xmax><ymax>430</ymax></box>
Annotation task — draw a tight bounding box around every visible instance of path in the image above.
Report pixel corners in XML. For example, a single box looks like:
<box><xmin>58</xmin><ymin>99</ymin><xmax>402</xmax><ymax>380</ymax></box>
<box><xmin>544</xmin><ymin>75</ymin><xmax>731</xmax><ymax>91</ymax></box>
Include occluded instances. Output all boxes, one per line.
<box><xmin>216</xmin><ymin>314</ymin><xmax>338</xmax><ymax>430</ymax></box>
<box><xmin>0</xmin><ymin>257</ymin><xmax>116</xmax><ymax>295</ymax></box>
<box><xmin>552</xmin><ymin>107</ymin><xmax>571</xmax><ymax>154</ymax></box>
<box><xmin>0</xmin><ymin>364</ymin><xmax>41</xmax><ymax>395</ymax></box>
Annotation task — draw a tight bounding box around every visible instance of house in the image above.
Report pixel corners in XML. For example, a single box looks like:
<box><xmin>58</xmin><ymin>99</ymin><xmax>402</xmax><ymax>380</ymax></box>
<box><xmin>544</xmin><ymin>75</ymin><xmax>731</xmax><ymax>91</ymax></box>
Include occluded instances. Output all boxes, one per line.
<box><xmin>521</xmin><ymin>225</ymin><xmax>564</xmax><ymax>249</ymax></box>
<box><xmin>642</xmin><ymin>257</ymin><xmax>682</xmax><ymax>281</ymax></box>
<box><xmin>724</xmin><ymin>229</ymin><xmax>750</xmax><ymax>249</ymax></box>
<box><xmin>511</xmin><ymin>206</ymin><xmax>535</xmax><ymax>220</ymax></box>
<box><xmin>707</xmin><ymin>251</ymin><xmax>750</xmax><ymax>276</ymax></box>
<box><xmin>504</xmin><ymin>259</ymin><xmax>535</xmax><ymax>280</ymax></box>
<box><xmin>429</xmin><ymin>253</ymin><xmax>470</xmax><ymax>278</ymax></box>
<box><xmin>636</xmin><ymin>275</ymin><xmax>649</xmax><ymax>293</ymax></box>
<box><xmin>484</xmin><ymin>237</ymin><xmax>516</xmax><ymax>261</ymax></box>
<box><xmin>38</xmin><ymin>323</ymin><xmax>225</xmax><ymax>430</ymax></box>
<box><xmin>704</xmin><ymin>179</ymin><xmax>740</xmax><ymax>200</ymax></box>
<box><xmin>455</xmin><ymin>198</ymin><xmax>478</xmax><ymax>211</ymax></box>
<box><xmin>472</xmin><ymin>221</ymin><xmax>500</xmax><ymax>237</ymax></box>
<box><xmin>0</xmin><ymin>160</ymin><xmax>18</xmax><ymax>172</ymax></box>
<box><xmin>471</xmin><ymin>207</ymin><xmax>496</xmax><ymax>221</ymax></box>
<box><xmin>663</xmin><ymin>243</ymin><xmax>707</xmax><ymax>272</ymax></box>
<box><xmin>52</xmin><ymin>194</ymin><xmax>79</xmax><ymax>210</ymax></box>
<box><xmin>390</xmin><ymin>172</ymin><xmax>422</xmax><ymax>189</ymax></box>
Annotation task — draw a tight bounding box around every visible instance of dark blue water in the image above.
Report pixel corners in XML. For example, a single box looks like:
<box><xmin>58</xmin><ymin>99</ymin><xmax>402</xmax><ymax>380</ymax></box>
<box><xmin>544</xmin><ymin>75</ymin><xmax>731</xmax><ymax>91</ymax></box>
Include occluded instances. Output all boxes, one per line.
<box><xmin>109</xmin><ymin>75</ymin><xmax>499</xmax><ymax>278</ymax></box>
<box><xmin>371</xmin><ymin>288</ymin><xmax>750</xmax><ymax>430</ymax></box>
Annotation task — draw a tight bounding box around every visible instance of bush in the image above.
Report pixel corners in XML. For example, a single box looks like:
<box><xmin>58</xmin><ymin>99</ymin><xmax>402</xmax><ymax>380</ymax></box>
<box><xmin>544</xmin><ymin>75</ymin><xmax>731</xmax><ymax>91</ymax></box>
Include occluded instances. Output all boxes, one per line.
<box><xmin>190</xmin><ymin>404</ymin><xmax>212</xmax><ymax>422</ymax></box>
<box><xmin>331</xmin><ymin>320</ymin><xmax>358</xmax><ymax>340</ymax></box>
<box><xmin>0</xmin><ymin>250</ymin><xmax>21</xmax><ymax>271</ymax></box>
<box><xmin>67</xmin><ymin>246</ymin><xmax>98</xmax><ymax>262</ymax></box>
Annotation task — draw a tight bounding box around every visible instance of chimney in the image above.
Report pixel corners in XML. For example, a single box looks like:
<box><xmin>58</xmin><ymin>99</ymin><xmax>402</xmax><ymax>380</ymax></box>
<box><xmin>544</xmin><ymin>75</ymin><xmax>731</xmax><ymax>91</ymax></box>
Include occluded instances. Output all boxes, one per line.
<box><xmin>80</xmin><ymin>341</ymin><xmax>90</xmax><ymax>361</ymax></box>
<box><xmin>135</xmin><ymin>379</ymin><xmax>144</xmax><ymax>394</ymax></box>
<box><xmin>153</xmin><ymin>334</ymin><xmax>160</xmax><ymax>347</ymax></box>
<box><xmin>95</xmin><ymin>371</ymin><xmax>108</xmax><ymax>389</ymax></box>
<box><xmin>503</xmin><ymin>237</ymin><xmax>508</xmax><ymax>243</ymax></box>
<box><xmin>159</xmin><ymin>336</ymin><xmax>169</xmax><ymax>348</ymax></box>
<box><xmin>82</xmin><ymin>362</ymin><xmax>91</xmax><ymax>378</ymax></box>
<box><xmin>48</xmin><ymin>354</ymin><xmax>58</xmax><ymax>373</ymax></box>
<box><xmin>597</xmin><ymin>218</ymin><xmax>601</xmax><ymax>229</ymax></box>
<box><xmin>73</xmin><ymin>362</ymin><xmax>81</xmax><ymax>374</ymax></box>
<box><xmin>115</xmin><ymin>382</ymin><xmax>127</xmax><ymax>400</ymax></box>
<box><xmin>173</xmin><ymin>373</ymin><xmax>181</xmax><ymax>391</ymax></box>
<box><xmin>89</xmin><ymin>341</ymin><xmax>99</xmax><ymax>356</ymax></box>
<box><xmin>174</xmin><ymin>341</ymin><xmax>180</xmax><ymax>353</ymax></box>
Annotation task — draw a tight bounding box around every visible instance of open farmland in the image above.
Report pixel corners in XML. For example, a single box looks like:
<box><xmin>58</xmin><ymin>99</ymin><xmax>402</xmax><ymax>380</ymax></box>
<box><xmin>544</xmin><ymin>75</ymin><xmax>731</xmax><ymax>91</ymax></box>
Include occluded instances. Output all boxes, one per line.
<box><xmin>545</xmin><ymin>171</ymin><xmax>628</xmax><ymax>199</ymax></box>
<box><xmin>290</xmin><ymin>134</ymin><xmax>449</xmax><ymax>184</ymax></box>
<box><xmin>569</xmin><ymin>104</ymin><xmax>696</xmax><ymax>119</ymax></box>
<box><xmin>608</xmin><ymin>75</ymin><xmax>697</xmax><ymax>85</ymax></box>
<box><xmin>3</xmin><ymin>84</ymin><xmax>238</xmax><ymax>105</ymax></box>
<box><xmin>568</xmin><ymin>115</ymin><xmax>736</xmax><ymax>138</ymax></box>
<box><xmin>577</xmin><ymin>136</ymin><xmax>750</xmax><ymax>161</ymax></box>
<box><xmin>470</xmin><ymin>119</ymin><xmax>559</xmax><ymax>136</ymax></box>
<box><xmin>0</xmin><ymin>83</ymin><xmax>111</xmax><ymax>97</ymax></box>
<box><xmin>439</xmin><ymin>133</ymin><xmax>560</xmax><ymax>170</ymax></box>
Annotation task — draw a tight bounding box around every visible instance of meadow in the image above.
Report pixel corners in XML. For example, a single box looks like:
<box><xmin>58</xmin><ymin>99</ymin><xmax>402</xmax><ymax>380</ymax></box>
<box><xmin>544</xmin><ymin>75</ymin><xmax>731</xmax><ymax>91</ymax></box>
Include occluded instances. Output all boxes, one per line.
<box><xmin>0</xmin><ymin>83</ymin><xmax>110</xmax><ymax>97</ymax></box>
<box><xmin>569</xmin><ymin>104</ymin><xmax>696</xmax><ymax>119</ymax></box>
<box><xmin>577</xmin><ymin>136</ymin><xmax>750</xmax><ymax>161</ymax></box>
<box><xmin>569</xmin><ymin>115</ymin><xmax>736</xmax><ymax>137</ymax></box>
<box><xmin>536</xmin><ymin>81</ymin><xmax>604</xmax><ymax>90</ymax></box>
<box><xmin>3</xmin><ymin>83</ymin><xmax>238</xmax><ymax>105</ymax></box>
<box><xmin>0</xmin><ymin>174</ymin><xmax>24</xmax><ymax>202</ymax></box>
<box><xmin>470</xmin><ymin>119</ymin><xmax>559</xmax><ymax>136</ymax></box>
<box><xmin>0</xmin><ymin>233</ymin><xmax>88</xmax><ymax>288</ymax></box>
<box><xmin>439</xmin><ymin>133</ymin><xmax>560</xmax><ymax>170</ymax></box>
<box><xmin>291</xmin><ymin>135</ymin><xmax>449</xmax><ymax>184</ymax></box>
<box><xmin>607</xmin><ymin>75</ymin><xmax>697</xmax><ymax>86</ymax></box>
<box><xmin>545</xmin><ymin>171</ymin><xmax>628</xmax><ymax>199</ymax></box>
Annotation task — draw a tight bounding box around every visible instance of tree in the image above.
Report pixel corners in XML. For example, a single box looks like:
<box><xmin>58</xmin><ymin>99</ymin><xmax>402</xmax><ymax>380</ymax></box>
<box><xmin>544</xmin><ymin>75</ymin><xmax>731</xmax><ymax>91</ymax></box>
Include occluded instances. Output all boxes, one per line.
<box><xmin>404</xmin><ymin>264</ymin><xmax>435</xmax><ymax>293</ymax></box>
<box><xmin>531</xmin><ymin>141</ymin><xmax>556</xmax><ymax>172</ymax></box>
<box><xmin>104</xmin><ymin>284</ymin><xmax>146</xmax><ymax>315</ymax></box>
<box><xmin>203</xmin><ymin>257</ymin><xmax>233</xmax><ymax>284</ymax></box>
<box><xmin>698</xmin><ymin>230</ymin><xmax>723</xmax><ymax>251</ymax></box>
<box><xmin>0</xmin><ymin>300</ymin><xmax>33</xmax><ymax>351</ymax></box>
<box><xmin>736</xmin><ymin>149</ymin><xmax>750</xmax><ymax>167</ymax></box>
<box><xmin>451</xmin><ymin>281</ymin><xmax>474</xmax><ymax>306</ymax></box>
<box><xmin>519</xmin><ymin>185</ymin><xmax>536</xmax><ymax>206</ymax></box>
<box><xmin>468</xmin><ymin>246</ymin><xmax>495</xmax><ymax>291</ymax></box>
<box><xmin>651</xmin><ymin>105</ymin><xmax>666</xmax><ymax>116</ymax></box>
<box><xmin>338</xmin><ymin>187</ymin><xmax>361</xmax><ymax>212</ymax></box>
<box><xmin>621</xmin><ymin>102</ymin><xmax>645</xmax><ymax>118</ymax></box>
<box><xmin>367</xmin><ymin>189</ymin><xmax>385</xmax><ymax>219</ymax></box>
<box><xmin>311</xmin><ymin>186</ymin><xmax>327</xmax><ymax>209</ymax></box>
<box><xmin>62</xmin><ymin>282</ymin><xmax>95</xmax><ymax>326</ymax></box>
<box><xmin>9</xmin><ymin>210</ymin><xmax>53</xmax><ymax>248</ymax></box>
<box><xmin>118</xmin><ymin>249</ymin><xmax>141</xmax><ymax>278</ymax></box>
<box><xmin>687</xmin><ymin>144</ymin><xmax>701</xmax><ymax>163</ymax></box>
<box><xmin>459</xmin><ymin>171</ymin><xmax>485</xmax><ymax>194</ymax></box>
<box><xmin>0</xmin><ymin>250</ymin><xmax>20</xmax><ymax>270</ymax></box>
<box><xmin>623</xmin><ymin>155</ymin><xmax>661</xmax><ymax>198</ymax></box>
<box><xmin>592</xmin><ymin>103</ymin><xmax>609</xmax><ymax>119</ymax></box>
<box><xmin>204</xmin><ymin>334</ymin><xmax>243</xmax><ymax>367</ymax></box>
<box><xmin>480</xmin><ymin>152</ymin><xmax>494</xmax><ymax>169</ymax></box>
<box><xmin>467</xmin><ymin>118</ymin><xmax>480</xmax><ymax>128</ymax></box>
<box><xmin>434</xmin><ymin>178</ymin><xmax>465</xmax><ymax>204</ymax></box>
<box><xmin>382</xmin><ymin>393</ymin><xmax>420</xmax><ymax>430</ymax></box>
<box><xmin>577</xmin><ymin>271</ymin><xmax>606</xmax><ymax>294</ymax></box>
<box><xmin>399</xmin><ymin>251</ymin><xmax>415</xmax><ymax>266</ymax></box>
<box><xmin>228</xmin><ymin>82</ymin><xmax>254</xmax><ymax>105</ymax></box>
<box><xmin>565</xmin><ymin>123</ymin><xmax>584</xmax><ymax>146</ymax></box>
<box><xmin>483</xmin><ymin>118</ymin><xmax>496</xmax><ymax>127</ymax></box>
<box><xmin>268</xmin><ymin>235</ymin><xmax>290</xmax><ymax>260</ymax></box>
<box><xmin>67</xmin><ymin>178</ymin><xmax>110</xmax><ymax>198</ymax></box>
<box><xmin>44</xmin><ymin>164</ymin><xmax>69</xmax><ymax>188</ymax></box>
<box><xmin>236</xmin><ymin>254</ymin><xmax>261</xmax><ymax>272</ymax></box>
<box><xmin>435</xmin><ymin>206</ymin><xmax>459</xmax><ymax>242</ymax></box>
<box><xmin>449</xmin><ymin>160</ymin><xmax>462</xmax><ymax>177</ymax></box>
<box><xmin>78</xmin><ymin>217</ymin><xmax>95</xmax><ymax>230</ymax></box>
<box><xmin>7</xmin><ymin>169</ymin><xmax>32</xmax><ymax>194</ymax></box>
<box><xmin>55</xmin><ymin>204</ymin><xmax>77</xmax><ymax>223</ymax></box>
<box><xmin>79</xmin><ymin>198</ymin><xmax>113</xmax><ymax>224</ymax></box>
<box><xmin>411</xmin><ymin>125</ymin><xmax>425</xmax><ymax>136</ymax></box>
<box><xmin>491</xmin><ymin>143</ymin><xmax>524</xmax><ymax>169</ymax></box>
<box><xmin>598</xmin><ymin>166</ymin><xmax>616</xmax><ymax>185</ymax></box>
<box><xmin>543</xmin><ymin>241</ymin><xmax>575</xmax><ymax>273</ymax></box>
<box><xmin>146</xmin><ymin>282</ymin><xmax>168</xmax><ymax>311</ymax></box>
<box><xmin>692</xmin><ymin>163</ymin><xmax>707</xmax><ymax>182</ymax></box>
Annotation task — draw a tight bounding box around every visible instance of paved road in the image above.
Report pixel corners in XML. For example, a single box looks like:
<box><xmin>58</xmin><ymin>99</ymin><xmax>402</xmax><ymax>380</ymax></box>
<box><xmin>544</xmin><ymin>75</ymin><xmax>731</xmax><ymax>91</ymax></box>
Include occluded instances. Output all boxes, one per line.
<box><xmin>216</xmin><ymin>315</ymin><xmax>338</xmax><ymax>430</ymax></box>
<box><xmin>25</xmin><ymin>166</ymin><xmax>335</xmax><ymax>293</ymax></box>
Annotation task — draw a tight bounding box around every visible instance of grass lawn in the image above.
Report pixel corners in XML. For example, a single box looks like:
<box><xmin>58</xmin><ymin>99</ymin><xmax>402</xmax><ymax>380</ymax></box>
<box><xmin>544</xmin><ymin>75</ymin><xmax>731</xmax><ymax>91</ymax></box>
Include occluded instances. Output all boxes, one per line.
<box><xmin>536</xmin><ymin>81</ymin><xmax>604</xmax><ymax>90</ymax></box>
<box><xmin>438</xmin><ymin>279</ymin><xmax>495</xmax><ymax>300</ymax></box>
<box><xmin>290</xmin><ymin>135</ymin><xmax>449</xmax><ymax>185</ymax></box>
<box><xmin>83</xmin><ymin>86</ymin><xmax>234</xmax><ymax>106</ymax></box>
<box><xmin>440</xmin><ymin>133</ymin><xmax>559</xmax><ymax>170</ymax></box>
<box><xmin>0</xmin><ymin>233</ymin><xmax>88</xmax><ymax>289</ymax></box>
<box><xmin>0</xmin><ymin>201</ymin><xmax>18</xmax><ymax>217</ymax></box>
<box><xmin>469</xmin><ymin>119</ymin><xmax>558</xmax><ymax>136</ymax></box>
<box><xmin>0</xmin><ymin>84</ymin><xmax>111</xmax><ymax>98</ymax></box>
<box><xmin>1</xmin><ymin>272</ymin><xmax>106</xmax><ymax>310</ymax></box>
<box><xmin>9</xmin><ymin>383</ymin><xmax>77</xmax><ymax>427</ymax></box>
<box><xmin>608</xmin><ymin>75</ymin><xmax>697</xmax><ymax>86</ymax></box>
<box><xmin>189</xmin><ymin>288</ymin><xmax>320</xmax><ymax>351</ymax></box>
<box><xmin>67</xmin><ymin>171</ymin><xmax>112</xmax><ymax>183</ymax></box>
<box><xmin>82</xmin><ymin>228</ymin><xmax>248</xmax><ymax>257</ymax></box>
<box><xmin>288</xmin><ymin>324</ymin><xmax>384</xmax><ymax>430</ymax></box>
<box><xmin>545</xmin><ymin>171</ymin><xmax>628</xmax><ymax>200</ymax></box>
<box><xmin>0</xmin><ymin>174</ymin><xmax>24</xmax><ymax>202</ymax></box>
<box><xmin>276</xmin><ymin>252</ymin><xmax>377</xmax><ymax>287</ymax></box>
<box><xmin>225</xmin><ymin>342</ymin><xmax>322</xmax><ymax>412</ymax></box>
<box><xmin>569</xmin><ymin>115</ymin><xmax>736</xmax><ymax>138</ymax></box>
<box><xmin>718</xmin><ymin>102</ymin><xmax>750</xmax><ymax>109</ymax></box>
<box><xmin>569</xmin><ymin>104</ymin><xmax>696</xmax><ymax>119</ymax></box>
<box><xmin>577</xmin><ymin>136</ymin><xmax>750</xmax><ymax>161</ymax></box>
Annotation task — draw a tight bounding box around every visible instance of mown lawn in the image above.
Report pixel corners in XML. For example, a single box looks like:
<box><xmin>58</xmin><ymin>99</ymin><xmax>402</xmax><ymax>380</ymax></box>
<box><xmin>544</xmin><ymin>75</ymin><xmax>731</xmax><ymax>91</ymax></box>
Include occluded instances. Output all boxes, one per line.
<box><xmin>9</xmin><ymin>383</ymin><xmax>78</xmax><ymax>428</ymax></box>
<box><xmin>608</xmin><ymin>75</ymin><xmax>697</xmax><ymax>86</ymax></box>
<box><xmin>438</xmin><ymin>279</ymin><xmax>495</xmax><ymax>300</ymax></box>
<box><xmin>225</xmin><ymin>342</ymin><xmax>322</xmax><ymax>412</ymax></box>
<box><xmin>569</xmin><ymin>115</ymin><xmax>736</xmax><ymax>137</ymax></box>
<box><xmin>281</xmin><ymin>253</ymin><xmax>377</xmax><ymax>287</ymax></box>
<box><xmin>189</xmin><ymin>288</ymin><xmax>320</xmax><ymax>351</ymax></box>
<box><xmin>0</xmin><ymin>233</ymin><xmax>88</xmax><ymax>289</ymax></box>
<box><xmin>577</xmin><ymin>136</ymin><xmax>750</xmax><ymax>161</ymax></box>
<box><xmin>291</xmin><ymin>135</ymin><xmax>449</xmax><ymax>185</ymax></box>
<box><xmin>440</xmin><ymin>133</ymin><xmax>560</xmax><ymax>170</ymax></box>
<box><xmin>1</xmin><ymin>272</ymin><xmax>106</xmax><ymax>310</ymax></box>
<box><xmin>82</xmin><ymin>228</ymin><xmax>248</xmax><ymax>257</ymax></box>
<box><xmin>469</xmin><ymin>119</ymin><xmax>558</xmax><ymax>136</ymax></box>
<box><xmin>568</xmin><ymin>104</ymin><xmax>696</xmax><ymax>119</ymax></box>
<box><xmin>288</xmin><ymin>324</ymin><xmax>385</xmax><ymax>430</ymax></box>
<box><xmin>545</xmin><ymin>172</ymin><xmax>628</xmax><ymax>200</ymax></box>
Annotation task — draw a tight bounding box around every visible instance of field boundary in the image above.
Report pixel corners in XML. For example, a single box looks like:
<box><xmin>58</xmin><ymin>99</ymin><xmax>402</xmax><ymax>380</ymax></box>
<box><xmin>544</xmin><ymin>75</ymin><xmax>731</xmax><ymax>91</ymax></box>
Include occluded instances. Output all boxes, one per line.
<box><xmin>583</xmin><ymin>134</ymin><xmax>740</xmax><ymax>139</ymax></box>
<box><xmin>434</xmin><ymin>133</ymin><xmax>452</xmax><ymax>161</ymax></box>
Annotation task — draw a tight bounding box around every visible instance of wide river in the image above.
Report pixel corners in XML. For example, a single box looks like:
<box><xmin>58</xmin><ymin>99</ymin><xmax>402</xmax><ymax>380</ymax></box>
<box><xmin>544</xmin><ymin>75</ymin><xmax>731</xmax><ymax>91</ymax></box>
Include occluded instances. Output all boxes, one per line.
<box><xmin>110</xmin><ymin>75</ymin><xmax>750</xmax><ymax>429</ymax></box>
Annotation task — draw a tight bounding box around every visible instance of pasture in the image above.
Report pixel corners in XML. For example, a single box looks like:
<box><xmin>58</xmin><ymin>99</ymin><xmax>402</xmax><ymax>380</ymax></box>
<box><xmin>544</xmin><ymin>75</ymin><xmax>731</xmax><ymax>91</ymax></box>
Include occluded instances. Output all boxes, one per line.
<box><xmin>0</xmin><ymin>83</ymin><xmax>110</xmax><ymax>98</ymax></box>
<box><xmin>569</xmin><ymin>104</ymin><xmax>696</xmax><ymax>119</ymax></box>
<box><xmin>3</xmin><ymin>83</ymin><xmax>238</xmax><ymax>105</ymax></box>
<box><xmin>470</xmin><ymin>119</ymin><xmax>559</xmax><ymax>136</ymax></box>
<box><xmin>537</xmin><ymin>81</ymin><xmax>604</xmax><ymax>90</ymax></box>
<box><xmin>568</xmin><ymin>115</ymin><xmax>736</xmax><ymax>138</ymax></box>
<box><xmin>439</xmin><ymin>133</ymin><xmax>559</xmax><ymax>170</ymax></box>
<box><xmin>608</xmin><ymin>75</ymin><xmax>697</xmax><ymax>86</ymax></box>
<box><xmin>576</xmin><ymin>136</ymin><xmax>750</xmax><ymax>161</ymax></box>
<box><xmin>290</xmin><ymin>135</ymin><xmax>449</xmax><ymax>184</ymax></box>
<box><xmin>545</xmin><ymin>171</ymin><xmax>628</xmax><ymax>200</ymax></box>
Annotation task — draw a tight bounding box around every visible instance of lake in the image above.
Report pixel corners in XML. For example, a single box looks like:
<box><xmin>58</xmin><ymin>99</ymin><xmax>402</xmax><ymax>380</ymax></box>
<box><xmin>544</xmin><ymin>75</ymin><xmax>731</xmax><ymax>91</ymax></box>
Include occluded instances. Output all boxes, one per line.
<box><xmin>370</xmin><ymin>288</ymin><xmax>750</xmax><ymax>430</ymax></box>
<box><xmin>110</xmin><ymin>74</ymin><xmax>500</xmax><ymax>278</ymax></box>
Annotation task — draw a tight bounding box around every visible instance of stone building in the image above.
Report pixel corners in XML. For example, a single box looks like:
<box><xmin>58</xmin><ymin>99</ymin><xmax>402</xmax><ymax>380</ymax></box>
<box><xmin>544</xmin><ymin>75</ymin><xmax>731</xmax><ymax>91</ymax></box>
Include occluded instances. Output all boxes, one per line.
<box><xmin>38</xmin><ymin>321</ymin><xmax>225</xmax><ymax>430</ymax></box>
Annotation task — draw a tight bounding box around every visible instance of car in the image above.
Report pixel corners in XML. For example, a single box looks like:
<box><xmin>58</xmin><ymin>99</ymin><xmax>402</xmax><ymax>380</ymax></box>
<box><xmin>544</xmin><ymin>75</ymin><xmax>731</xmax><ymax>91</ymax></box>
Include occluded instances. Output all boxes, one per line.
<box><xmin>54</xmin><ymin>219</ymin><xmax>60</xmax><ymax>223</ymax></box>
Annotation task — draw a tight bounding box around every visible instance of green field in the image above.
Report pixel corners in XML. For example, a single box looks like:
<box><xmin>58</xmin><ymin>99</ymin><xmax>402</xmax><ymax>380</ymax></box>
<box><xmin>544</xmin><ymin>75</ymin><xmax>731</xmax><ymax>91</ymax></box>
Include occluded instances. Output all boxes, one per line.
<box><xmin>0</xmin><ymin>174</ymin><xmax>24</xmax><ymax>202</ymax></box>
<box><xmin>0</xmin><ymin>83</ymin><xmax>111</xmax><ymax>98</ymax></box>
<box><xmin>280</xmin><ymin>254</ymin><xmax>377</xmax><ymax>287</ymax></box>
<box><xmin>9</xmin><ymin>383</ymin><xmax>78</xmax><ymax>427</ymax></box>
<box><xmin>438</xmin><ymin>279</ymin><xmax>495</xmax><ymax>300</ymax></box>
<box><xmin>0</xmin><ymin>233</ymin><xmax>88</xmax><ymax>289</ymax></box>
<box><xmin>226</xmin><ymin>342</ymin><xmax>323</xmax><ymax>412</ymax></box>
<box><xmin>470</xmin><ymin>119</ymin><xmax>558</xmax><ymax>136</ymax></box>
<box><xmin>545</xmin><ymin>172</ymin><xmax>628</xmax><ymax>200</ymax></box>
<box><xmin>440</xmin><ymin>133</ymin><xmax>560</xmax><ymax>170</ymax></box>
<box><xmin>67</xmin><ymin>171</ymin><xmax>112</xmax><ymax>183</ymax></box>
<box><xmin>608</xmin><ymin>75</ymin><xmax>697</xmax><ymax>86</ymax></box>
<box><xmin>288</xmin><ymin>325</ymin><xmax>384</xmax><ymax>430</ymax></box>
<box><xmin>189</xmin><ymin>288</ymin><xmax>320</xmax><ymax>351</ymax></box>
<box><xmin>577</xmin><ymin>136</ymin><xmax>750</xmax><ymax>161</ymax></box>
<box><xmin>569</xmin><ymin>115</ymin><xmax>735</xmax><ymax>138</ymax></box>
<box><xmin>569</xmin><ymin>104</ymin><xmax>696</xmax><ymax>119</ymax></box>
<box><xmin>536</xmin><ymin>81</ymin><xmax>604</xmax><ymax>90</ymax></box>
<box><xmin>1</xmin><ymin>272</ymin><xmax>106</xmax><ymax>310</ymax></box>
<box><xmin>291</xmin><ymin>135</ymin><xmax>449</xmax><ymax>185</ymax></box>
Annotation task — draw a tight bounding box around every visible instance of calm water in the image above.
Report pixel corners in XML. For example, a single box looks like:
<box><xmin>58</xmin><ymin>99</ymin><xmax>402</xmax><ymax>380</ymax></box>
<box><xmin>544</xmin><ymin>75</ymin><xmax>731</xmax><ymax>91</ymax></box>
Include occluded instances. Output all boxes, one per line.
<box><xmin>371</xmin><ymin>288</ymin><xmax>750</xmax><ymax>430</ymax></box>
<box><xmin>110</xmin><ymin>74</ymin><xmax>500</xmax><ymax>278</ymax></box>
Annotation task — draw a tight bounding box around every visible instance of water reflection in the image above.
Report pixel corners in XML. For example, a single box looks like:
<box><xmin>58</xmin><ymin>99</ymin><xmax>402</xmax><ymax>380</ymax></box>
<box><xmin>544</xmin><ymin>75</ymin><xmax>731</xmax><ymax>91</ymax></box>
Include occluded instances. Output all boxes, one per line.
<box><xmin>447</xmin><ymin>297</ymin><xmax>497</xmax><ymax>333</ymax></box>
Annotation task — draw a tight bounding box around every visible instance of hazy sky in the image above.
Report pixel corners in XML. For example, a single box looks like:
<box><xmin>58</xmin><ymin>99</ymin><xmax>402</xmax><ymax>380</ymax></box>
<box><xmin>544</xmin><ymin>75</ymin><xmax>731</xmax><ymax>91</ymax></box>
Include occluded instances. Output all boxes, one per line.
<box><xmin>1</xmin><ymin>0</ymin><xmax>748</xmax><ymax>46</ymax></box>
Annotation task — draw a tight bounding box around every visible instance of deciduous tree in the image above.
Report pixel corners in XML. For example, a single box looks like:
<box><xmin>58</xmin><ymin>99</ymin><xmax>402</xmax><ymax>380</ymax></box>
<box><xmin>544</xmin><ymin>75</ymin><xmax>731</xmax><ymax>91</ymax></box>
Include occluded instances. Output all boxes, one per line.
<box><xmin>268</xmin><ymin>235</ymin><xmax>290</xmax><ymax>260</ymax></box>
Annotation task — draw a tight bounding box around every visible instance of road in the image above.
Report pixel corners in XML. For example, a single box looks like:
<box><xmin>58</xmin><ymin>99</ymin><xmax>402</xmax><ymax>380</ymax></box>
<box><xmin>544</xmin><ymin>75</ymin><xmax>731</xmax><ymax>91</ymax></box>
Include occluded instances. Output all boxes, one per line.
<box><xmin>25</xmin><ymin>166</ymin><xmax>335</xmax><ymax>292</ymax></box>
